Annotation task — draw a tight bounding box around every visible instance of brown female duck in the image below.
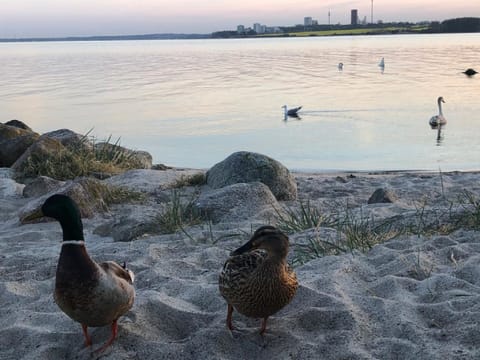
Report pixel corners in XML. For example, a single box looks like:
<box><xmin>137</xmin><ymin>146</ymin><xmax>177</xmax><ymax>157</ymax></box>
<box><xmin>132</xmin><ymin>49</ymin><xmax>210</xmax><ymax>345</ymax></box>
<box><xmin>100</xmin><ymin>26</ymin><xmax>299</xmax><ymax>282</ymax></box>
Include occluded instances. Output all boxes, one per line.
<box><xmin>219</xmin><ymin>225</ymin><xmax>298</xmax><ymax>335</ymax></box>
<box><xmin>41</xmin><ymin>194</ymin><xmax>135</xmax><ymax>353</ymax></box>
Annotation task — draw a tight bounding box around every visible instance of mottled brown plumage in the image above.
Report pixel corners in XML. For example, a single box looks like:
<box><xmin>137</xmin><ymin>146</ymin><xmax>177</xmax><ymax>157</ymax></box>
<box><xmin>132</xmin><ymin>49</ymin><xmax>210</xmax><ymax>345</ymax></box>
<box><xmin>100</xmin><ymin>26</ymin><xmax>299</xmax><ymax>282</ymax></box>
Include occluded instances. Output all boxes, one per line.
<box><xmin>219</xmin><ymin>225</ymin><xmax>298</xmax><ymax>334</ymax></box>
<box><xmin>42</xmin><ymin>194</ymin><xmax>135</xmax><ymax>353</ymax></box>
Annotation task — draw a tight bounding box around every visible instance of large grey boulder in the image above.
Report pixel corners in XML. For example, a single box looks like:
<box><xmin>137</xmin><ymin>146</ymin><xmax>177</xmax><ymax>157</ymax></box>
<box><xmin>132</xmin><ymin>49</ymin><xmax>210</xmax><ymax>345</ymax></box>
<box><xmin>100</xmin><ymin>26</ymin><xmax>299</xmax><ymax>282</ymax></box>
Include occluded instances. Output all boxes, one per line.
<box><xmin>94</xmin><ymin>204</ymin><xmax>161</xmax><ymax>242</ymax></box>
<box><xmin>19</xmin><ymin>177</ymin><xmax>109</xmax><ymax>223</ymax></box>
<box><xmin>195</xmin><ymin>182</ymin><xmax>280</xmax><ymax>223</ymax></box>
<box><xmin>42</xmin><ymin>129</ymin><xmax>92</xmax><ymax>151</ymax></box>
<box><xmin>4</xmin><ymin>120</ymin><xmax>33</xmax><ymax>131</ymax></box>
<box><xmin>206</xmin><ymin>151</ymin><xmax>297</xmax><ymax>201</ymax></box>
<box><xmin>11</xmin><ymin>136</ymin><xmax>65</xmax><ymax>173</ymax></box>
<box><xmin>368</xmin><ymin>188</ymin><xmax>398</xmax><ymax>204</ymax></box>
<box><xmin>105</xmin><ymin>168</ymin><xmax>205</xmax><ymax>193</ymax></box>
<box><xmin>0</xmin><ymin>123</ymin><xmax>40</xmax><ymax>167</ymax></box>
<box><xmin>23</xmin><ymin>176</ymin><xmax>65</xmax><ymax>198</ymax></box>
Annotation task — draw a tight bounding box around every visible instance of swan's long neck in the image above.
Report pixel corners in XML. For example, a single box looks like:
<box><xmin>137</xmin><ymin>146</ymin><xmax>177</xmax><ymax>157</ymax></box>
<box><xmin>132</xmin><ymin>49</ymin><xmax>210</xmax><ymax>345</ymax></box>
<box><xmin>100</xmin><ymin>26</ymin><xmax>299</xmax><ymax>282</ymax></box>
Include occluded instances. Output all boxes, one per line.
<box><xmin>438</xmin><ymin>99</ymin><xmax>443</xmax><ymax>116</ymax></box>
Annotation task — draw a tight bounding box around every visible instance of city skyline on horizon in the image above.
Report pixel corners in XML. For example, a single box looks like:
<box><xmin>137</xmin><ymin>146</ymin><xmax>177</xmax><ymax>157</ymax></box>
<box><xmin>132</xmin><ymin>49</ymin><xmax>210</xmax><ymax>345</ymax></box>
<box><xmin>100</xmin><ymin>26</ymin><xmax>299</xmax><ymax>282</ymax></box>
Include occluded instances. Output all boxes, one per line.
<box><xmin>0</xmin><ymin>1</ymin><xmax>479</xmax><ymax>38</ymax></box>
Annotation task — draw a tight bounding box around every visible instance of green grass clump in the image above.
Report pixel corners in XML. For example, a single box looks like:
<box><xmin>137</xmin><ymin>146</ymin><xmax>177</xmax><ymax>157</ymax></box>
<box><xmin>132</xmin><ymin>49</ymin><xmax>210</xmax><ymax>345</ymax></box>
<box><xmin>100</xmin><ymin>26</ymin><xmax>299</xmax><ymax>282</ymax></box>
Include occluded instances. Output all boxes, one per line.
<box><xmin>282</xmin><ymin>187</ymin><xmax>480</xmax><ymax>266</ymax></box>
<box><xmin>454</xmin><ymin>190</ymin><xmax>480</xmax><ymax>230</ymax></box>
<box><xmin>276</xmin><ymin>200</ymin><xmax>334</xmax><ymax>233</ymax></box>
<box><xmin>18</xmin><ymin>149</ymin><xmax>91</xmax><ymax>181</ymax></box>
<box><xmin>337</xmin><ymin>210</ymin><xmax>400</xmax><ymax>252</ymax></box>
<box><xmin>102</xmin><ymin>185</ymin><xmax>146</xmax><ymax>205</ymax></box>
<box><xmin>277</xmin><ymin>200</ymin><xmax>400</xmax><ymax>265</ymax></box>
<box><xmin>75</xmin><ymin>177</ymin><xmax>145</xmax><ymax>207</ymax></box>
<box><xmin>157</xmin><ymin>190</ymin><xmax>201</xmax><ymax>234</ymax></box>
<box><xmin>15</xmin><ymin>131</ymin><xmax>146</xmax><ymax>181</ymax></box>
<box><xmin>292</xmin><ymin>233</ymin><xmax>347</xmax><ymax>266</ymax></box>
<box><xmin>171</xmin><ymin>173</ymin><xmax>206</xmax><ymax>188</ymax></box>
<box><xmin>92</xmin><ymin>136</ymin><xmax>147</xmax><ymax>169</ymax></box>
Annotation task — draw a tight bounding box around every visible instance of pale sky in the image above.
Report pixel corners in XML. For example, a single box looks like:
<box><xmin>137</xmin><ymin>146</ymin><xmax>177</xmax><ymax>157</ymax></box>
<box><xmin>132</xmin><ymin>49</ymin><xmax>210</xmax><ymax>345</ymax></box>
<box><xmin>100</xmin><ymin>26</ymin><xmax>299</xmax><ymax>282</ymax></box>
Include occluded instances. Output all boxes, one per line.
<box><xmin>0</xmin><ymin>0</ymin><xmax>479</xmax><ymax>38</ymax></box>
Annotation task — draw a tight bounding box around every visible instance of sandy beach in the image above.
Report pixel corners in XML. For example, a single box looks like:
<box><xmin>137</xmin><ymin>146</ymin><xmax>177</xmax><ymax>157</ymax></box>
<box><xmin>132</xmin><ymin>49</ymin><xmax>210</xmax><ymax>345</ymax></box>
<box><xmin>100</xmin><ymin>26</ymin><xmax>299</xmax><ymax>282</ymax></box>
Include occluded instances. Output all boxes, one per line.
<box><xmin>1</xmin><ymin>167</ymin><xmax>480</xmax><ymax>359</ymax></box>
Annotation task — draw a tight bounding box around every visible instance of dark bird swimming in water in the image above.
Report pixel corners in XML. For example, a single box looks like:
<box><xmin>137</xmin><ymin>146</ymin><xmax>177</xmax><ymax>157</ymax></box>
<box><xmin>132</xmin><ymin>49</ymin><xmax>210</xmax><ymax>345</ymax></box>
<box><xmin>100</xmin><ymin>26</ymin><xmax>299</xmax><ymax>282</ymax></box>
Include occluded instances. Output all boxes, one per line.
<box><xmin>282</xmin><ymin>105</ymin><xmax>302</xmax><ymax>118</ymax></box>
<box><xmin>463</xmin><ymin>68</ymin><xmax>477</xmax><ymax>76</ymax></box>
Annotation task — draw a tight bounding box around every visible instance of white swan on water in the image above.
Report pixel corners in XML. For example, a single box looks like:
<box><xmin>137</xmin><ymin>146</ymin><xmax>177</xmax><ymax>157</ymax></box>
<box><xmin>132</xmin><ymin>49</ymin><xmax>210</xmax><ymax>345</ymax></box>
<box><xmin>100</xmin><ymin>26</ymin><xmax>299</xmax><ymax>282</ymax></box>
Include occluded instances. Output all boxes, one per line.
<box><xmin>429</xmin><ymin>96</ymin><xmax>447</xmax><ymax>127</ymax></box>
<box><xmin>282</xmin><ymin>105</ymin><xmax>302</xmax><ymax>118</ymax></box>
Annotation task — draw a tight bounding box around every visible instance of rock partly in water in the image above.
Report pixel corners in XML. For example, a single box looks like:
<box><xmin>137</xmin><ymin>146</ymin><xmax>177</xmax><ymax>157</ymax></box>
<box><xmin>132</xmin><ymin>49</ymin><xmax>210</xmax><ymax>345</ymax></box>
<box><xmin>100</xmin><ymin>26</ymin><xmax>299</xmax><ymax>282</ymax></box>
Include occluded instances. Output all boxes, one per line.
<box><xmin>11</xmin><ymin>136</ymin><xmax>66</xmax><ymax>174</ymax></box>
<box><xmin>0</xmin><ymin>123</ymin><xmax>40</xmax><ymax>167</ymax></box>
<box><xmin>368</xmin><ymin>188</ymin><xmax>398</xmax><ymax>204</ymax></box>
<box><xmin>42</xmin><ymin>129</ymin><xmax>92</xmax><ymax>151</ymax></box>
<box><xmin>152</xmin><ymin>163</ymin><xmax>172</xmax><ymax>171</ymax></box>
<box><xmin>195</xmin><ymin>182</ymin><xmax>280</xmax><ymax>223</ymax></box>
<box><xmin>206</xmin><ymin>151</ymin><xmax>297</xmax><ymax>201</ymax></box>
<box><xmin>4</xmin><ymin>120</ymin><xmax>33</xmax><ymax>131</ymax></box>
<box><xmin>95</xmin><ymin>142</ymin><xmax>153</xmax><ymax>169</ymax></box>
<box><xmin>22</xmin><ymin>176</ymin><xmax>65</xmax><ymax>198</ymax></box>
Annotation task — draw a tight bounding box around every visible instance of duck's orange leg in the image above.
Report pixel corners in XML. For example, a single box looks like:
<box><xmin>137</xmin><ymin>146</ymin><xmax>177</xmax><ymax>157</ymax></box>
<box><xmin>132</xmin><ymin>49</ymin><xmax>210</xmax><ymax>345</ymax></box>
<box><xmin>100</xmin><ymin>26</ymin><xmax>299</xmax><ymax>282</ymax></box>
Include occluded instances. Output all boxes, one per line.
<box><xmin>94</xmin><ymin>320</ymin><xmax>118</xmax><ymax>353</ymax></box>
<box><xmin>259</xmin><ymin>317</ymin><xmax>269</xmax><ymax>336</ymax></box>
<box><xmin>226</xmin><ymin>304</ymin><xmax>234</xmax><ymax>331</ymax></box>
<box><xmin>81</xmin><ymin>324</ymin><xmax>92</xmax><ymax>347</ymax></box>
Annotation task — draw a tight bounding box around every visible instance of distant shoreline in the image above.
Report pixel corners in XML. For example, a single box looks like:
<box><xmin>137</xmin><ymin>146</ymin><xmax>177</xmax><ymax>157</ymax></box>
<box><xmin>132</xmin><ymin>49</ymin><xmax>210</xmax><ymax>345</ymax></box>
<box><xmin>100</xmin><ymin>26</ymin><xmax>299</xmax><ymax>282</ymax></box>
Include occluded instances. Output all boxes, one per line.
<box><xmin>0</xmin><ymin>33</ymin><xmax>211</xmax><ymax>43</ymax></box>
<box><xmin>0</xmin><ymin>30</ymin><xmax>475</xmax><ymax>44</ymax></box>
<box><xmin>1</xmin><ymin>17</ymin><xmax>479</xmax><ymax>43</ymax></box>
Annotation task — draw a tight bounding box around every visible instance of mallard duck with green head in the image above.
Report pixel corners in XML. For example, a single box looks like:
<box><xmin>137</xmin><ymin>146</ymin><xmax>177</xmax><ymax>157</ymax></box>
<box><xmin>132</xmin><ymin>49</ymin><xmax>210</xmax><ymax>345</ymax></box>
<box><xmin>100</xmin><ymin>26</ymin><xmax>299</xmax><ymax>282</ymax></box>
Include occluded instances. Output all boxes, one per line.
<box><xmin>41</xmin><ymin>194</ymin><xmax>135</xmax><ymax>353</ymax></box>
<box><xmin>219</xmin><ymin>225</ymin><xmax>298</xmax><ymax>335</ymax></box>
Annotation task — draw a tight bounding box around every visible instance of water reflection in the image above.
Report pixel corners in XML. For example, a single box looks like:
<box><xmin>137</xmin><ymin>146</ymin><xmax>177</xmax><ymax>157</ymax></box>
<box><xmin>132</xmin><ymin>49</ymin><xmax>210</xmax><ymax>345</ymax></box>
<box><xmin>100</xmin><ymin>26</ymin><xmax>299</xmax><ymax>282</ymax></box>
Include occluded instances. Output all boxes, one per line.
<box><xmin>379</xmin><ymin>57</ymin><xmax>385</xmax><ymax>74</ymax></box>
<box><xmin>432</xmin><ymin>124</ymin><xmax>445</xmax><ymax>146</ymax></box>
<box><xmin>283</xmin><ymin>113</ymin><xmax>302</xmax><ymax>122</ymax></box>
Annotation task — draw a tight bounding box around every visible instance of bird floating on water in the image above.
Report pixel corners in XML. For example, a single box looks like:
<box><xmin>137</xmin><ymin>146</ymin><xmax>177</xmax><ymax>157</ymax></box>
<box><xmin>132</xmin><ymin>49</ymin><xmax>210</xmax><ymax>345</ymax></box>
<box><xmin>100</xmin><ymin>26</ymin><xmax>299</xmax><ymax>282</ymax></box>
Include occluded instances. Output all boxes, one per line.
<box><xmin>378</xmin><ymin>57</ymin><xmax>385</xmax><ymax>68</ymax></box>
<box><xmin>429</xmin><ymin>96</ymin><xmax>447</xmax><ymax>128</ymax></box>
<box><xmin>219</xmin><ymin>225</ymin><xmax>298</xmax><ymax>335</ymax></box>
<box><xmin>282</xmin><ymin>105</ymin><xmax>302</xmax><ymax>118</ymax></box>
<box><xmin>38</xmin><ymin>194</ymin><xmax>135</xmax><ymax>353</ymax></box>
<box><xmin>338</xmin><ymin>62</ymin><xmax>344</xmax><ymax>70</ymax></box>
<box><xmin>463</xmin><ymin>68</ymin><xmax>477</xmax><ymax>76</ymax></box>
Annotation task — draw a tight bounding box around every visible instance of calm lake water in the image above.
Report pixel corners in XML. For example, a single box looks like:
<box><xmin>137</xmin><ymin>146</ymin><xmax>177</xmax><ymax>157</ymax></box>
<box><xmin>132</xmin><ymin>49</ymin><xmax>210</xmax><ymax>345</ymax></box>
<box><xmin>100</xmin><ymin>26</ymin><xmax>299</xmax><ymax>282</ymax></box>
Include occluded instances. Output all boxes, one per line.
<box><xmin>1</xmin><ymin>34</ymin><xmax>479</xmax><ymax>171</ymax></box>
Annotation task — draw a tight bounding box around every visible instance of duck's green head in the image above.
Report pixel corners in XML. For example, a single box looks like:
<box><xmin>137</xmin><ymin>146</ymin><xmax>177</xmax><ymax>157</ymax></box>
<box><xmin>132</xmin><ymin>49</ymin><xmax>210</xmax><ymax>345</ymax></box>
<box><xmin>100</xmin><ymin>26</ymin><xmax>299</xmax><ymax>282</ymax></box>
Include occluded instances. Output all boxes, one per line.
<box><xmin>231</xmin><ymin>225</ymin><xmax>289</xmax><ymax>259</ymax></box>
<box><xmin>41</xmin><ymin>194</ymin><xmax>84</xmax><ymax>241</ymax></box>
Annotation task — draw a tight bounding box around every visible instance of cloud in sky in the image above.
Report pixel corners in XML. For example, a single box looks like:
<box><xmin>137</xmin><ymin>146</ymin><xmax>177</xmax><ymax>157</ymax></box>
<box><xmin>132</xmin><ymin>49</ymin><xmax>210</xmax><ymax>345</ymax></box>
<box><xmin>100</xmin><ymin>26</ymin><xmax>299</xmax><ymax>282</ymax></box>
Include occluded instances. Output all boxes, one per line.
<box><xmin>0</xmin><ymin>0</ymin><xmax>478</xmax><ymax>37</ymax></box>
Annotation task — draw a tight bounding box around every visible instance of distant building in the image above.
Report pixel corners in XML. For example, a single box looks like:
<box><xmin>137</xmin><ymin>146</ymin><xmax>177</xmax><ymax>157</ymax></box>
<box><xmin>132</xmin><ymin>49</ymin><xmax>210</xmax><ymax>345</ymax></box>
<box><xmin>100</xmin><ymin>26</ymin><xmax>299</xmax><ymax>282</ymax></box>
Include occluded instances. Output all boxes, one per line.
<box><xmin>254</xmin><ymin>23</ymin><xmax>265</xmax><ymax>34</ymax></box>
<box><xmin>265</xmin><ymin>26</ymin><xmax>282</xmax><ymax>34</ymax></box>
<box><xmin>351</xmin><ymin>9</ymin><xmax>358</xmax><ymax>25</ymax></box>
<box><xmin>237</xmin><ymin>25</ymin><xmax>245</xmax><ymax>34</ymax></box>
<box><xmin>304</xmin><ymin>17</ymin><xmax>313</xmax><ymax>26</ymax></box>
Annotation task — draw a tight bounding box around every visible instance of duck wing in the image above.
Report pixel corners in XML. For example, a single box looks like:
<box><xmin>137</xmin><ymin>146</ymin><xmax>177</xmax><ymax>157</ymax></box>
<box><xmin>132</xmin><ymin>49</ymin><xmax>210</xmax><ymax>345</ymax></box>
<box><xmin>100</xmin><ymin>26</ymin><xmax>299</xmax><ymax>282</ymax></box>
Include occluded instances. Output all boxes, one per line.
<box><xmin>219</xmin><ymin>249</ymin><xmax>268</xmax><ymax>292</ymax></box>
<box><xmin>288</xmin><ymin>106</ymin><xmax>302</xmax><ymax>115</ymax></box>
<box><xmin>99</xmin><ymin>261</ymin><xmax>135</xmax><ymax>284</ymax></box>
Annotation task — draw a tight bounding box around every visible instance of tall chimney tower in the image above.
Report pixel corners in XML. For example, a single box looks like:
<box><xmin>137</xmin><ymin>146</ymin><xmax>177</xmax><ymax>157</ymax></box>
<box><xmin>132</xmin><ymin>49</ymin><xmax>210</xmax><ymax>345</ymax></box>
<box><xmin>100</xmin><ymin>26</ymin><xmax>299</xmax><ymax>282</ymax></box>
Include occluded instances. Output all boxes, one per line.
<box><xmin>371</xmin><ymin>0</ymin><xmax>374</xmax><ymax>24</ymax></box>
